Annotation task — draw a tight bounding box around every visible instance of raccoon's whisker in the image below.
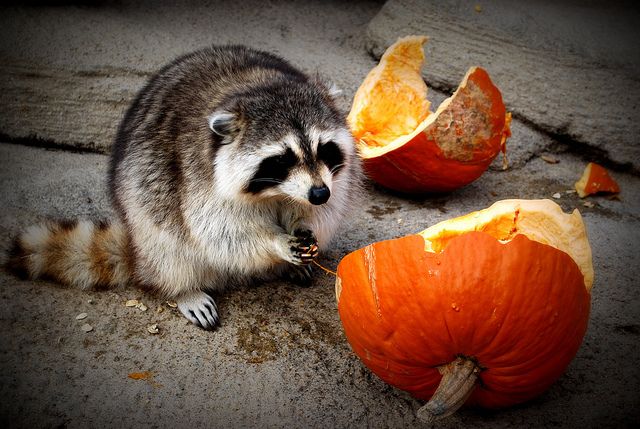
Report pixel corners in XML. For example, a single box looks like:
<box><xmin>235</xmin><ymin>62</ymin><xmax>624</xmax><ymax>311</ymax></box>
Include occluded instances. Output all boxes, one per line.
<box><xmin>330</xmin><ymin>164</ymin><xmax>345</xmax><ymax>174</ymax></box>
<box><xmin>280</xmin><ymin>195</ymin><xmax>301</xmax><ymax>209</ymax></box>
<box><xmin>283</xmin><ymin>196</ymin><xmax>298</xmax><ymax>206</ymax></box>
<box><xmin>250</xmin><ymin>178</ymin><xmax>284</xmax><ymax>184</ymax></box>
<box><xmin>328</xmin><ymin>177</ymin><xmax>349</xmax><ymax>186</ymax></box>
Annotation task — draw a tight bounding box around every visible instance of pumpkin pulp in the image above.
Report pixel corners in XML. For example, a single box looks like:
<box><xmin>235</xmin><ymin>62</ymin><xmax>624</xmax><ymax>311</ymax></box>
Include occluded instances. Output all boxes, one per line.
<box><xmin>335</xmin><ymin>199</ymin><xmax>593</xmax><ymax>420</ymax></box>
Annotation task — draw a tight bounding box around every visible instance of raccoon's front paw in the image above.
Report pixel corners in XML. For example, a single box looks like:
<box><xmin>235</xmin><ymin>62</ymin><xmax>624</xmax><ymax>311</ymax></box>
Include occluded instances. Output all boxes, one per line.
<box><xmin>177</xmin><ymin>291</ymin><xmax>219</xmax><ymax>330</ymax></box>
<box><xmin>289</xmin><ymin>229</ymin><xmax>318</xmax><ymax>266</ymax></box>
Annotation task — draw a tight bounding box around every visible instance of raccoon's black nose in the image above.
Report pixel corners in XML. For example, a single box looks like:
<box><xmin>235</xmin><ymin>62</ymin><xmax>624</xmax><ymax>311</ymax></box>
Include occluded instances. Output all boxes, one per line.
<box><xmin>309</xmin><ymin>186</ymin><xmax>331</xmax><ymax>205</ymax></box>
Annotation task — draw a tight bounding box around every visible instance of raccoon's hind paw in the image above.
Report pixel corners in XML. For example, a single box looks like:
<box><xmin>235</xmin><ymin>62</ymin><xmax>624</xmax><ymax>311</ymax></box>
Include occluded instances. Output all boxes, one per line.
<box><xmin>282</xmin><ymin>264</ymin><xmax>313</xmax><ymax>287</ymax></box>
<box><xmin>289</xmin><ymin>229</ymin><xmax>319</xmax><ymax>266</ymax></box>
<box><xmin>177</xmin><ymin>291</ymin><xmax>219</xmax><ymax>330</ymax></box>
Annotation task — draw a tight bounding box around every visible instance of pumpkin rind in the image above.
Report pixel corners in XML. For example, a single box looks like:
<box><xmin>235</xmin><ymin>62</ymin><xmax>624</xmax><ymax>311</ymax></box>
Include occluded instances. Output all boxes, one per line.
<box><xmin>349</xmin><ymin>36</ymin><xmax>511</xmax><ymax>194</ymax></box>
<box><xmin>336</xmin><ymin>205</ymin><xmax>592</xmax><ymax>410</ymax></box>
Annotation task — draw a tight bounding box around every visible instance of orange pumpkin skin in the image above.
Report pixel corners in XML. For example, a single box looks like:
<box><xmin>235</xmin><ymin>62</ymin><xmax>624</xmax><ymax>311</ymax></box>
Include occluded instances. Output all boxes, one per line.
<box><xmin>336</xmin><ymin>231</ymin><xmax>591</xmax><ymax>409</ymax></box>
<box><xmin>360</xmin><ymin>67</ymin><xmax>510</xmax><ymax>194</ymax></box>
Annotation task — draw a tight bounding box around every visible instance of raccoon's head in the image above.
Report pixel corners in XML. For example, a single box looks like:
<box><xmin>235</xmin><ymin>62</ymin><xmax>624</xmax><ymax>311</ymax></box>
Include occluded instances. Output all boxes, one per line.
<box><xmin>208</xmin><ymin>81</ymin><xmax>355</xmax><ymax>206</ymax></box>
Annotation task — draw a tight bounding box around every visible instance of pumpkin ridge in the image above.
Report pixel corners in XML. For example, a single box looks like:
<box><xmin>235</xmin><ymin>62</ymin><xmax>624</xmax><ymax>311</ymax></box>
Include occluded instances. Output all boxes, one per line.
<box><xmin>363</xmin><ymin>244</ymin><xmax>383</xmax><ymax>321</ymax></box>
<box><xmin>470</xmin><ymin>236</ymin><xmax>589</xmax><ymax>406</ymax></box>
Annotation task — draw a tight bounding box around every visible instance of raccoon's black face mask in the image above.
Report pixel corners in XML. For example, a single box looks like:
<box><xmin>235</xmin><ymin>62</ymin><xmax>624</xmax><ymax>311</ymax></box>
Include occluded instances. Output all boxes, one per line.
<box><xmin>247</xmin><ymin>147</ymin><xmax>298</xmax><ymax>194</ymax></box>
<box><xmin>245</xmin><ymin>141</ymin><xmax>345</xmax><ymax>205</ymax></box>
<box><xmin>207</xmin><ymin>83</ymin><xmax>349</xmax><ymax>206</ymax></box>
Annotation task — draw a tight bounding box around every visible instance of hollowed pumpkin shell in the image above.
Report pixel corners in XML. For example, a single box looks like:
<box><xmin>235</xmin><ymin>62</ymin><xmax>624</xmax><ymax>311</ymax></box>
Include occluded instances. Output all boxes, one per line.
<box><xmin>336</xmin><ymin>199</ymin><xmax>593</xmax><ymax>419</ymax></box>
<box><xmin>348</xmin><ymin>35</ymin><xmax>511</xmax><ymax>194</ymax></box>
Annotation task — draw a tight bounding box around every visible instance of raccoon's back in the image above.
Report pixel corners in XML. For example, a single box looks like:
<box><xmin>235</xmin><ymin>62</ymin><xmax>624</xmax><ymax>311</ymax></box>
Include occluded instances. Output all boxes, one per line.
<box><xmin>7</xmin><ymin>219</ymin><xmax>130</xmax><ymax>290</ymax></box>
<box><xmin>111</xmin><ymin>45</ymin><xmax>308</xmax><ymax>149</ymax></box>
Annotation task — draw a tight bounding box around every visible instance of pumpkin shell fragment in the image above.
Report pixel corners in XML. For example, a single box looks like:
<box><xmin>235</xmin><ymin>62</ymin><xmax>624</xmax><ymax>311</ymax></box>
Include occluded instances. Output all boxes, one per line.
<box><xmin>348</xmin><ymin>35</ymin><xmax>511</xmax><ymax>194</ymax></box>
<box><xmin>574</xmin><ymin>162</ymin><xmax>620</xmax><ymax>198</ymax></box>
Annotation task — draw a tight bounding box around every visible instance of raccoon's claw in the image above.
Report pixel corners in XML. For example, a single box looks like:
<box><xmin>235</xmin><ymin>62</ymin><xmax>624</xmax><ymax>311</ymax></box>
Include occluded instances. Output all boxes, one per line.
<box><xmin>177</xmin><ymin>291</ymin><xmax>220</xmax><ymax>330</ymax></box>
<box><xmin>290</xmin><ymin>229</ymin><xmax>318</xmax><ymax>266</ymax></box>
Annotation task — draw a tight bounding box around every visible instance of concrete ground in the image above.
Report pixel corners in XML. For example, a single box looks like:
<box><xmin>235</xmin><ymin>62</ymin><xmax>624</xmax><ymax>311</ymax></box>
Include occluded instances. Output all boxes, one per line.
<box><xmin>1</xmin><ymin>1</ymin><xmax>638</xmax><ymax>428</ymax></box>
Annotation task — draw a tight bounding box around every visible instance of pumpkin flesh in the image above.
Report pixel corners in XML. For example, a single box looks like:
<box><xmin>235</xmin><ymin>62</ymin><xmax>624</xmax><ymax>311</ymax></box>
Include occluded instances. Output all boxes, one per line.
<box><xmin>336</xmin><ymin>199</ymin><xmax>592</xmax><ymax>412</ymax></box>
<box><xmin>348</xmin><ymin>35</ymin><xmax>432</xmax><ymax>149</ymax></box>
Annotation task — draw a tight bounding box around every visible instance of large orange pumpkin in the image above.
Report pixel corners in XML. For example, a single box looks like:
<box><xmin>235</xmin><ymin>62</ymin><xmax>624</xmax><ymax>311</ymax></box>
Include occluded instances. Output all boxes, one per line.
<box><xmin>348</xmin><ymin>35</ymin><xmax>511</xmax><ymax>194</ymax></box>
<box><xmin>336</xmin><ymin>199</ymin><xmax>593</xmax><ymax>421</ymax></box>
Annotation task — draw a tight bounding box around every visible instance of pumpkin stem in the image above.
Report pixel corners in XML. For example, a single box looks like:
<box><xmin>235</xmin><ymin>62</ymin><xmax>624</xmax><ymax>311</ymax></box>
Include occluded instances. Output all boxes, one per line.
<box><xmin>417</xmin><ymin>356</ymin><xmax>481</xmax><ymax>422</ymax></box>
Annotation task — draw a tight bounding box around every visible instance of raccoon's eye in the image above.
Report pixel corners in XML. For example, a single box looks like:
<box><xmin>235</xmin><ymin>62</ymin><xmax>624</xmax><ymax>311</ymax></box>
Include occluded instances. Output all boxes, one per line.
<box><xmin>246</xmin><ymin>148</ymin><xmax>296</xmax><ymax>194</ymax></box>
<box><xmin>273</xmin><ymin>150</ymin><xmax>296</xmax><ymax>168</ymax></box>
<box><xmin>274</xmin><ymin>154</ymin><xmax>288</xmax><ymax>165</ymax></box>
<box><xmin>318</xmin><ymin>141</ymin><xmax>344</xmax><ymax>173</ymax></box>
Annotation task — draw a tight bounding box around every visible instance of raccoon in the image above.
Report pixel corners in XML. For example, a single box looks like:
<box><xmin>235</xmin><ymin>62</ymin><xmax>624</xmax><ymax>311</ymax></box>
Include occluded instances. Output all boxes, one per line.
<box><xmin>8</xmin><ymin>45</ymin><xmax>361</xmax><ymax>330</ymax></box>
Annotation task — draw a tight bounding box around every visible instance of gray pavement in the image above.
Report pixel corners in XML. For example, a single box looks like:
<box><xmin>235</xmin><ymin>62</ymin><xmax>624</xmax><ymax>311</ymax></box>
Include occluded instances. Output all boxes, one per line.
<box><xmin>1</xmin><ymin>1</ymin><xmax>639</xmax><ymax>428</ymax></box>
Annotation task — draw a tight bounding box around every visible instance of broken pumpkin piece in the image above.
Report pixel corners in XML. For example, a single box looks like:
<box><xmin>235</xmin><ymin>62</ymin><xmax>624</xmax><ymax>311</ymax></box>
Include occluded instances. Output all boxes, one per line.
<box><xmin>128</xmin><ymin>371</ymin><xmax>162</xmax><ymax>386</ymax></box>
<box><xmin>574</xmin><ymin>162</ymin><xmax>620</xmax><ymax>198</ymax></box>
<box><xmin>347</xmin><ymin>35</ymin><xmax>511</xmax><ymax>194</ymax></box>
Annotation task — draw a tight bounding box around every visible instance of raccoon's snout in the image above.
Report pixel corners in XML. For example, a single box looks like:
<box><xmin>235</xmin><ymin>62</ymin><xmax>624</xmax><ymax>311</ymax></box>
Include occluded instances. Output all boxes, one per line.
<box><xmin>309</xmin><ymin>185</ymin><xmax>330</xmax><ymax>205</ymax></box>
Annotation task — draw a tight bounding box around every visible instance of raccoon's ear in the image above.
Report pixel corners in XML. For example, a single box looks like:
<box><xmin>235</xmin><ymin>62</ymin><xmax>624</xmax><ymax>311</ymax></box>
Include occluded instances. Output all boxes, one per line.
<box><xmin>326</xmin><ymin>82</ymin><xmax>343</xmax><ymax>99</ymax></box>
<box><xmin>208</xmin><ymin>111</ymin><xmax>238</xmax><ymax>141</ymax></box>
<box><xmin>314</xmin><ymin>74</ymin><xmax>343</xmax><ymax>101</ymax></box>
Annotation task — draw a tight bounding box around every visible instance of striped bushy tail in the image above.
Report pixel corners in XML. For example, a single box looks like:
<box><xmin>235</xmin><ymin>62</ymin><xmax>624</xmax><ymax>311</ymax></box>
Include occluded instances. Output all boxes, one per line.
<box><xmin>7</xmin><ymin>219</ymin><xmax>130</xmax><ymax>289</ymax></box>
